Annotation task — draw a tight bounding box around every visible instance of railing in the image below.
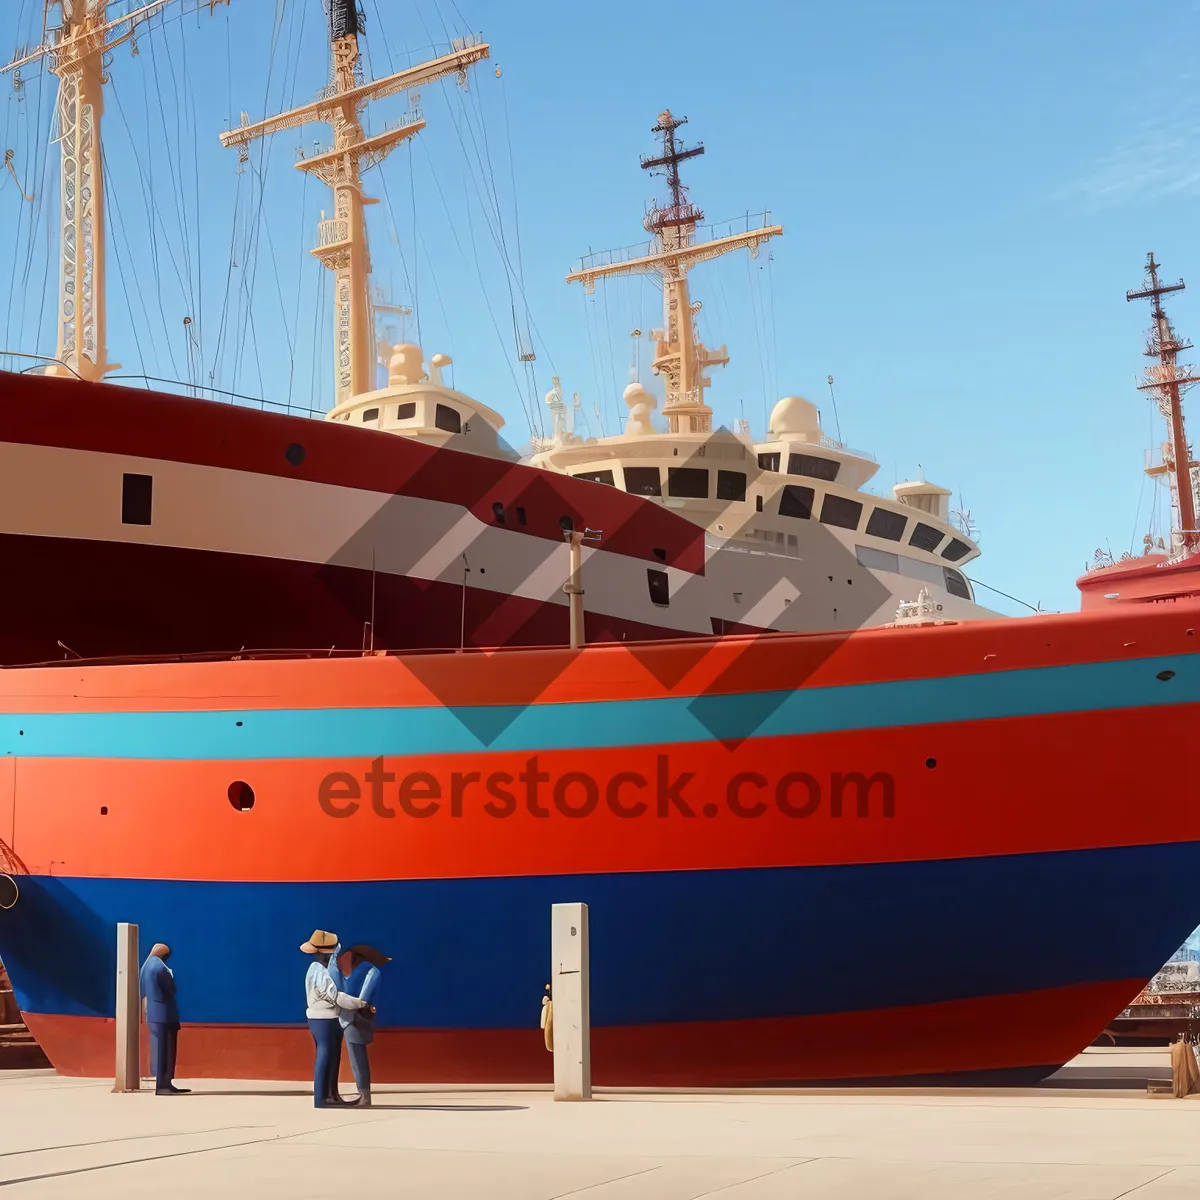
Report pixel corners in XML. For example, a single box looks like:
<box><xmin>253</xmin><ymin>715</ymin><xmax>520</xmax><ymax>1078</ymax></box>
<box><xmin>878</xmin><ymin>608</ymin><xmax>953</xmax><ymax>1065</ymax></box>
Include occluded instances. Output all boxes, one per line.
<box><xmin>575</xmin><ymin>211</ymin><xmax>779</xmax><ymax>274</ymax></box>
<box><xmin>385</xmin><ymin>109</ymin><xmax>424</xmax><ymax>133</ymax></box>
<box><xmin>0</xmin><ymin>356</ymin><xmax>328</xmax><ymax>428</ymax></box>
<box><xmin>817</xmin><ymin>433</ymin><xmax>875</xmax><ymax>462</ymax></box>
<box><xmin>107</xmin><ymin>375</ymin><xmax>326</xmax><ymax>419</ymax></box>
<box><xmin>316</xmin><ymin>218</ymin><xmax>350</xmax><ymax>249</ymax></box>
<box><xmin>0</xmin><ymin>350</ymin><xmax>81</xmax><ymax>379</ymax></box>
<box><xmin>644</xmin><ymin>202</ymin><xmax>704</xmax><ymax>233</ymax></box>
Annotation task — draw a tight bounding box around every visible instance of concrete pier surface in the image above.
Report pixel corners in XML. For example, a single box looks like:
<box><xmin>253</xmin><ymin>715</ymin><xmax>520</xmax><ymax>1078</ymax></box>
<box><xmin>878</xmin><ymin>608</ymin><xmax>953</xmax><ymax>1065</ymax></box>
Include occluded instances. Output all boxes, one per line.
<box><xmin>1</xmin><ymin>1049</ymin><xmax>1199</xmax><ymax>1197</ymax></box>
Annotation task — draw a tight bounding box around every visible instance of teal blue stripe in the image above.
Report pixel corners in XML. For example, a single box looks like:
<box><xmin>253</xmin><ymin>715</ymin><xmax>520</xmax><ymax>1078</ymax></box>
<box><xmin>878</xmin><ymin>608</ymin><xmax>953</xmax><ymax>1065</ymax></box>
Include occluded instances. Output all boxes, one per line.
<box><xmin>0</xmin><ymin>654</ymin><xmax>1194</xmax><ymax>761</ymax></box>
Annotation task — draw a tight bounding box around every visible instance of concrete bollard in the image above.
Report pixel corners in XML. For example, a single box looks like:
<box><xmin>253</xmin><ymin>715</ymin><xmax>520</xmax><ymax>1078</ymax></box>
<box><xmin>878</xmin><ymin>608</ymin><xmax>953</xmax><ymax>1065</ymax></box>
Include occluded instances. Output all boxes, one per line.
<box><xmin>551</xmin><ymin>902</ymin><xmax>591</xmax><ymax>1100</ymax></box>
<box><xmin>113</xmin><ymin>922</ymin><xmax>140</xmax><ymax>1093</ymax></box>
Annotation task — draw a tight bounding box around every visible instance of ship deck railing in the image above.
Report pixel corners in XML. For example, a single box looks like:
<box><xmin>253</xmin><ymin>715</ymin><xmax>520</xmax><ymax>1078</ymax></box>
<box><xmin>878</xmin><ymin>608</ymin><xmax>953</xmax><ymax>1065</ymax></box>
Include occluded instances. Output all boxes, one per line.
<box><xmin>0</xmin><ymin>355</ymin><xmax>326</xmax><ymax>420</ymax></box>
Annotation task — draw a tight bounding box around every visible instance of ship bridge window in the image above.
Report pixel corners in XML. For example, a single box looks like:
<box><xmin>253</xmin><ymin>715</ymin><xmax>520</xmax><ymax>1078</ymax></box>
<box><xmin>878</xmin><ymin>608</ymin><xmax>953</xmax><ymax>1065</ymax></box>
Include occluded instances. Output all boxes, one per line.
<box><xmin>647</xmin><ymin>568</ymin><xmax>670</xmax><ymax>606</ymax></box>
<box><xmin>122</xmin><ymin>473</ymin><xmax>153</xmax><ymax>526</ymax></box>
<box><xmin>899</xmin><ymin>556</ymin><xmax>945</xmax><ymax>586</ymax></box>
<box><xmin>396</xmin><ymin>402</ymin><xmax>417</xmax><ymax>420</ymax></box>
<box><xmin>820</xmin><ymin>494</ymin><xmax>863</xmax><ymax>530</ymax></box>
<box><xmin>941</xmin><ymin>538</ymin><xmax>971</xmax><ymax>562</ymax></box>
<box><xmin>435</xmin><ymin>404</ymin><xmax>462</xmax><ymax>433</ymax></box>
<box><xmin>361</xmin><ymin>408</ymin><xmax>380</xmax><ymax>423</ymax></box>
<box><xmin>624</xmin><ymin>466</ymin><xmax>661</xmax><ymax>496</ymax></box>
<box><xmin>668</xmin><ymin>467</ymin><xmax>708</xmax><ymax>498</ymax></box>
<box><xmin>572</xmin><ymin>469</ymin><xmax>615</xmax><ymax>487</ymax></box>
<box><xmin>779</xmin><ymin>484</ymin><xmax>815</xmax><ymax>519</ymax></box>
<box><xmin>944</xmin><ymin>567</ymin><xmax>971</xmax><ymax>599</ymax></box>
<box><xmin>757</xmin><ymin>452</ymin><xmax>780</xmax><ymax>472</ymax></box>
<box><xmin>865</xmin><ymin>507</ymin><xmax>906</xmax><ymax>542</ymax></box>
<box><xmin>716</xmin><ymin>470</ymin><xmax>747</xmax><ymax>502</ymax></box>
<box><xmin>909</xmin><ymin>522</ymin><xmax>944</xmax><ymax>553</ymax></box>
<box><xmin>789</xmin><ymin>453</ymin><xmax>840</xmax><ymax>482</ymax></box>
<box><xmin>857</xmin><ymin>545</ymin><xmax>899</xmax><ymax>573</ymax></box>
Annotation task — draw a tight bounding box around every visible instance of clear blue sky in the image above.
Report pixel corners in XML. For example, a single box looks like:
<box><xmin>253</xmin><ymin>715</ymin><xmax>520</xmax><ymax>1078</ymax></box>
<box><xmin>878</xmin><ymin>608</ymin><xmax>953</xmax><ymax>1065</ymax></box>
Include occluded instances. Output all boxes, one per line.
<box><xmin>1</xmin><ymin>0</ymin><xmax>1197</xmax><ymax>616</ymax></box>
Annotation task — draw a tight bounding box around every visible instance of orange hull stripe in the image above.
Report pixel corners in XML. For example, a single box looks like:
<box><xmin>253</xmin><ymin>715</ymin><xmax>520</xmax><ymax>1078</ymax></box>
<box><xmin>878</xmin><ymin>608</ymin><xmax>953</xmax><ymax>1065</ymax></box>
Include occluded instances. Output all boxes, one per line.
<box><xmin>9</xmin><ymin>705</ymin><xmax>1200</xmax><ymax>883</ymax></box>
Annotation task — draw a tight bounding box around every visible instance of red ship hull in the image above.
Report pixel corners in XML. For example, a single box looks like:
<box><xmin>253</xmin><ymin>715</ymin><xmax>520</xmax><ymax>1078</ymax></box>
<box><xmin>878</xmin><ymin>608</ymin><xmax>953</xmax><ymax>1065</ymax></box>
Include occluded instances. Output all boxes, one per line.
<box><xmin>0</xmin><ymin>372</ymin><xmax>710</xmax><ymax>665</ymax></box>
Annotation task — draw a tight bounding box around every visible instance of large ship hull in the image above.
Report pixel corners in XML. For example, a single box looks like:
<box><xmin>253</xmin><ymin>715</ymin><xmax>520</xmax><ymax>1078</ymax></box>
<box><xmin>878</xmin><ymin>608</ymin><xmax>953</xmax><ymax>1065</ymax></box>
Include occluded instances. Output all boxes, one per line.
<box><xmin>1</xmin><ymin>605</ymin><xmax>1197</xmax><ymax>1086</ymax></box>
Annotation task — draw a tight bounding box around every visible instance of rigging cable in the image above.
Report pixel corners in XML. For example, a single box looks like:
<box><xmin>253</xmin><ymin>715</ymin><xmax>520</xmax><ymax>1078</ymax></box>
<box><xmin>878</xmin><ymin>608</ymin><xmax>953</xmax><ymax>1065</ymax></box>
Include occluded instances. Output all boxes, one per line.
<box><xmin>6</xmin><ymin>41</ymin><xmax>44</xmax><ymax>353</ymax></box>
<box><xmin>744</xmin><ymin>249</ymin><xmax>769</xmax><ymax>430</ymax></box>
<box><xmin>598</xmin><ymin>277</ymin><xmax>622</xmax><ymax>426</ymax></box>
<box><xmin>581</xmin><ymin>290</ymin><xmax>606</xmax><ymax>435</ymax></box>
<box><xmin>223</xmin><ymin>0</ymin><xmax>287</xmax><ymax>393</ymax></box>
<box><xmin>442</xmin><ymin>79</ymin><xmax>560</xmax><ymax>424</ymax></box>
<box><xmin>99</xmin><ymin>154</ymin><xmax>151</xmax><ymax>376</ymax></box>
<box><xmin>148</xmin><ymin>21</ymin><xmax>198</xmax><ymax>340</ymax></box>
<box><xmin>288</xmin><ymin>168</ymin><xmax>311</xmax><ymax>403</ymax></box>
<box><xmin>766</xmin><ymin>247</ymin><xmax>780</xmax><ymax>411</ymax></box>
<box><xmin>459</xmin><ymin>171</ymin><xmax>537</xmax><ymax>431</ymax></box>
<box><xmin>452</xmin><ymin>84</ymin><xmax>527</xmax><ymax>386</ymax></box>
<box><xmin>409</xmin><ymin>138</ymin><xmax>421</xmax><ymax>348</ymax></box>
<box><xmin>965</xmin><ymin>577</ymin><xmax>1042</xmax><ymax>614</ymax></box>
<box><xmin>111</xmin><ymin>75</ymin><xmax>183</xmax><ymax>376</ymax></box>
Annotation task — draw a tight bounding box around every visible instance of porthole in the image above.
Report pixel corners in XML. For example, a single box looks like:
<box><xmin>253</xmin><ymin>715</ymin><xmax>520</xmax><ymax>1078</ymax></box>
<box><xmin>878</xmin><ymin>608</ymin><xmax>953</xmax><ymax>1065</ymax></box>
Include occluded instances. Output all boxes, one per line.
<box><xmin>228</xmin><ymin>781</ymin><xmax>255</xmax><ymax>812</ymax></box>
<box><xmin>285</xmin><ymin>444</ymin><xmax>306</xmax><ymax>466</ymax></box>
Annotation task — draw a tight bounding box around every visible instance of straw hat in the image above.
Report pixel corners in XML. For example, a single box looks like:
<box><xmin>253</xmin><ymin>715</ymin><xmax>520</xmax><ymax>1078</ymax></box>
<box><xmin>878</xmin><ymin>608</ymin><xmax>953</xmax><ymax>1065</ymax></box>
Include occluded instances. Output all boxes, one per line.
<box><xmin>348</xmin><ymin>944</ymin><xmax>391</xmax><ymax>968</ymax></box>
<box><xmin>300</xmin><ymin>930</ymin><xmax>338</xmax><ymax>955</ymax></box>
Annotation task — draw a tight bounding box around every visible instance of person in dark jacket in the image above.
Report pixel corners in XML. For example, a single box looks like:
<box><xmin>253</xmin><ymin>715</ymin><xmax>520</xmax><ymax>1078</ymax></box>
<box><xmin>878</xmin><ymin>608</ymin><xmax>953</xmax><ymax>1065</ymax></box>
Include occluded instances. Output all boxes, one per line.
<box><xmin>330</xmin><ymin>944</ymin><xmax>390</xmax><ymax>1108</ymax></box>
<box><xmin>139</xmin><ymin>943</ymin><xmax>188</xmax><ymax>1095</ymax></box>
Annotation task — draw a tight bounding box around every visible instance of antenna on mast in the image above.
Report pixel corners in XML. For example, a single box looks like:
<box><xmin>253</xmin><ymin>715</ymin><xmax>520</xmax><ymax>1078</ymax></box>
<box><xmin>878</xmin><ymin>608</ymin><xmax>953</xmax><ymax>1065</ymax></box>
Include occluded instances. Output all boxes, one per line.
<box><xmin>566</xmin><ymin>112</ymin><xmax>781</xmax><ymax>435</ymax></box>
<box><xmin>641</xmin><ymin>111</ymin><xmax>704</xmax><ymax>234</ymax></box>
<box><xmin>1127</xmin><ymin>252</ymin><xmax>1200</xmax><ymax>557</ymax></box>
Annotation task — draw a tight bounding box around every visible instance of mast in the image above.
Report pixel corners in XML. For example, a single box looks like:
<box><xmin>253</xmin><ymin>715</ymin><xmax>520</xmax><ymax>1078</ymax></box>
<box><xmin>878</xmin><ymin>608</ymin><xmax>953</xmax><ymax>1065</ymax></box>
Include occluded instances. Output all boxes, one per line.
<box><xmin>566</xmin><ymin>111</ymin><xmax>781</xmax><ymax>434</ymax></box>
<box><xmin>2</xmin><ymin>1</ymin><xmax>230</xmax><ymax>382</ymax></box>
<box><xmin>1127</xmin><ymin>253</ymin><xmax>1200</xmax><ymax>556</ymax></box>
<box><xmin>220</xmin><ymin>3</ymin><xmax>488</xmax><ymax>410</ymax></box>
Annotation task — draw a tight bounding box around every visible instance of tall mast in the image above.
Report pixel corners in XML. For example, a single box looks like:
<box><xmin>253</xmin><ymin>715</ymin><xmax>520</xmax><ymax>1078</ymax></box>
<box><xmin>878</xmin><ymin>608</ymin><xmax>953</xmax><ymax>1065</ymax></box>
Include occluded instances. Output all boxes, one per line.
<box><xmin>220</xmin><ymin>3</ymin><xmax>488</xmax><ymax>410</ymax></box>
<box><xmin>2</xmin><ymin>1</ymin><xmax>230</xmax><ymax>382</ymax></box>
<box><xmin>1127</xmin><ymin>252</ymin><xmax>1200</xmax><ymax>556</ymax></box>
<box><xmin>566</xmin><ymin>111</ymin><xmax>782</xmax><ymax>434</ymax></box>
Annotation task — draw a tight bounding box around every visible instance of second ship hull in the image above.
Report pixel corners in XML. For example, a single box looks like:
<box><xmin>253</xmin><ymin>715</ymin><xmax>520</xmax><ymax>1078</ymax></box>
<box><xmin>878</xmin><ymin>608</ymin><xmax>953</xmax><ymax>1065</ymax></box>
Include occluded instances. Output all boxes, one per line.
<box><xmin>0</xmin><ymin>604</ymin><xmax>1197</xmax><ymax>1085</ymax></box>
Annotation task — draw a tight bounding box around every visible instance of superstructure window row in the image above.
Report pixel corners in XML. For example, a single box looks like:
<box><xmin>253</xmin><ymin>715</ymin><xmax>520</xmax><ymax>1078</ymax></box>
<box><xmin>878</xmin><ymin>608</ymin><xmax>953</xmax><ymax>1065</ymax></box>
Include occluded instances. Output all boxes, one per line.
<box><xmin>570</xmin><ymin>466</ymin><xmax>749</xmax><ymax>502</ymax></box>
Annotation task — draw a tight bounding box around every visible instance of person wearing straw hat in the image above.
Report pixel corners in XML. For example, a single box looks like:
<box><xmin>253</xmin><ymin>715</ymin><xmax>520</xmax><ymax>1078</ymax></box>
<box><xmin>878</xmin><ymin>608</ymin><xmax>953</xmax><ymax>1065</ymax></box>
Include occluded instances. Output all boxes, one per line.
<box><xmin>331</xmin><ymin>944</ymin><xmax>391</xmax><ymax>1108</ymax></box>
<box><xmin>139</xmin><ymin>943</ymin><xmax>188</xmax><ymax>1096</ymax></box>
<box><xmin>301</xmin><ymin>930</ymin><xmax>372</xmax><ymax>1108</ymax></box>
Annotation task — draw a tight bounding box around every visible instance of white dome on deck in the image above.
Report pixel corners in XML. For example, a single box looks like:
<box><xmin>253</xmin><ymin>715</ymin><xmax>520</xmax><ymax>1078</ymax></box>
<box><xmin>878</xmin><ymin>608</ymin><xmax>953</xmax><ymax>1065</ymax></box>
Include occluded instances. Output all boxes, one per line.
<box><xmin>768</xmin><ymin>396</ymin><xmax>821</xmax><ymax>438</ymax></box>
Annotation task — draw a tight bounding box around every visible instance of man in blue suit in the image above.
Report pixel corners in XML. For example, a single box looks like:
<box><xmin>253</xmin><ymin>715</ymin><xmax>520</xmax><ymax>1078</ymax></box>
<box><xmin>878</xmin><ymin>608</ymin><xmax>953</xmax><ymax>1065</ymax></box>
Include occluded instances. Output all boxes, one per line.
<box><xmin>139</xmin><ymin>943</ymin><xmax>189</xmax><ymax>1095</ymax></box>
